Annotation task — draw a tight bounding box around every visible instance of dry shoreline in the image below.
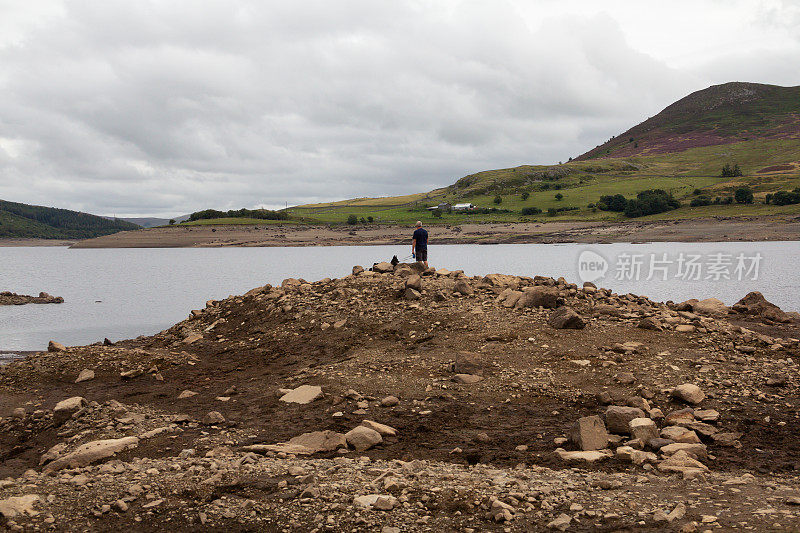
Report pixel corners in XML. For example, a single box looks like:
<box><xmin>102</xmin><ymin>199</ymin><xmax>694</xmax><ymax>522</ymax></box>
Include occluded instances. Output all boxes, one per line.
<box><xmin>64</xmin><ymin>215</ymin><xmax>800</xmax><ymax>248</ymax></box>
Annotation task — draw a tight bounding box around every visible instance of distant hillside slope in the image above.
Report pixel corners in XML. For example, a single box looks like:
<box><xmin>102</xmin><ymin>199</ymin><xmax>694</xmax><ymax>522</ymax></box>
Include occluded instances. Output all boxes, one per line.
<box><xmin>577</xmin><ymin>82</ymin><xmax>800</xmax><ymax>161</ymax></box>
<box><xmin>0</xmin><ymin>200</ymin><xmax>140</xmax><ymax>239</ymax></box>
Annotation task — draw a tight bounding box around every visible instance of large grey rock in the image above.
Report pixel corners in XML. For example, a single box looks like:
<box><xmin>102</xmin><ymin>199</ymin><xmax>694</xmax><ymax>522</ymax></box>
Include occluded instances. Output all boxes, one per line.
<box><xmin>53</xmin><ymin>396</ymin><xmax>86</xmax><ymax>425</ymax></box>
<box><xmin>44</xmin><ymin>437</ymin><xmax>140</xmax><ymax>472</ymax></box>
<box><xmin>345</xmin><ymin>426</ymin><xmax>383</xmax><ymax>451</ymax></box>
<box><xmin>671</xmin><ymin>384</ymin><xmax>705</xmax><ymax>405</ymax></box>
<box><xmin>548</xmin><ymin>306</ymin><xmax>585</xmax><ymax>329</ymax></box>
<box><xmin>605</xmin><ymin>406</ymin><xmax>646</xmax><ymax>434</ymax></box>
<box><xmin>569</xmin><ymin>415</ymin><xmax>608</xmax><ymax>451</ymax></box>
<box><xmin>279</xmin><ymin>385</ymin><xmax>323</xmax><ymax>404</ymax></box>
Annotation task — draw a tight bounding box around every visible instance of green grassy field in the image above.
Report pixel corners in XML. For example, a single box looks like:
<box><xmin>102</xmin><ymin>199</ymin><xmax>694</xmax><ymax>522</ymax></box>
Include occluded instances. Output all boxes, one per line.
<box><xmin>275</xmin><ymin>137</ymin><xmax>800</xmax><ymax>225</ymax></box>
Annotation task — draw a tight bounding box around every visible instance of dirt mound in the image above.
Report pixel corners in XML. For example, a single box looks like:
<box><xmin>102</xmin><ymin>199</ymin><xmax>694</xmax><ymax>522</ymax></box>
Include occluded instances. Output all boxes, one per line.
<box><xmin>0</xmin><ymin>265</ymin><xmax>799</xmax><ymax>530</ymax></box>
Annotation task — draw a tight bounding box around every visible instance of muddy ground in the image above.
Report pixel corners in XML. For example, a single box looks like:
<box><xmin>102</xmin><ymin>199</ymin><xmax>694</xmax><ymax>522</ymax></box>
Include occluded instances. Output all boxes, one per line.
<box><xmin>0</xmin><ymin>265</ymin><xmax>799</xmax><ymax>531</ymax></box>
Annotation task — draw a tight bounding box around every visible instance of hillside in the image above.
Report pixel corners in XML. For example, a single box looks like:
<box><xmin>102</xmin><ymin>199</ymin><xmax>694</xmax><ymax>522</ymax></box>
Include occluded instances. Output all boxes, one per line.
<box><xmin>577</xmin><ymin>82</ymin><xmax>800</xmax><ymax>161</ymax></box>
<box><xmin>0</xmin><ymin>199</ymin><xmax>140</xmax><ymax>240</ymax></box>
<box><xmin>280</xmin><ymin>82</ymin><xmax>800</xmax><ymax>225</ymax></box>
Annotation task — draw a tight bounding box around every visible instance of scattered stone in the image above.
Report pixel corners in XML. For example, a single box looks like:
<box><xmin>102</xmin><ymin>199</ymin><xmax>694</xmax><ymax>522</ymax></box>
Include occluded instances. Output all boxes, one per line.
<box><xmin>360</xmin><ymin>420</ymin><xmax>397</xmax><ymax>437</ymax></box>
<box><xmin>555</xmin><ymin>448</ymin><xmax>612</xmax><ymax>463</ymax></box>
<box><xmin>75</xmin><ymin>369</ymin><xmax>95</xmax><ymax>383</ymax></box>
<box><xmin>53</xmin><ymin>396</ymin><xmax>87</xmax><ymax>425</ymax></box>
<box><xmin>548</xmin><ymin>306</ymin><xmax>586</xmax><ymax>329</ymax></box>
<box><xmin>671</xmin><ymin>384</ymin><xmax>705</xmax><ymax>405</ymax></box>
<box><xmin>345</xmin><ymin>426</ymin><xmax>383</xmax><ymax>451</ymax></box>
<box><xmin>202</xmin><ymin>411</ymin><xmax>226</xmax><ymax>425</ymax></box>
<box><xmin>547</xmin><ymin>513</ymin><xmax>572</xmax><ymax>530</ymax></box>
<box><xmin>380</xmin><ymin>395</ymin><xmax>399</xmax><ymax>407</ymax></box>
<box><xmin>569</xmin><ymin>415</ymin><xmax>609</xmax><ymax>451</ymax></box>
<box><xmin>47</xmin><ymin>341</ymin><xmax>66</xmax><ymax>352</ymax></box>
<box><xmin>44</xmin><ymin>437</ymin><xmax>140</xmax><ymax>472</ymax></box>
<box><xmin>629</xmin><ymin>418</ymin><xmax>659</xmax><ymax>442</ymax></box>
<box><xmin>279</xmin><ymin>385</ymin><xmax>323</xmax><ymax>404</ymax></box>
<box><xmin>178</xmin><ymin>390</ymin><xmax>198</xmax><ymax>399</ymax></box>
<box><xmin>453</xmin><ymin>373</ymin><xmax>483</xmax><ymax>384</ymax></box>
<box><xmin>605</xmin><ymin>406</ymin><xmax>646</xmax><ymax>434</ymax></box>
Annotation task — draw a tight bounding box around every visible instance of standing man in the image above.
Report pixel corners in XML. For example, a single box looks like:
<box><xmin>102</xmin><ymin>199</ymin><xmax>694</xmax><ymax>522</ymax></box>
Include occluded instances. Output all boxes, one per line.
<box><xmin>411</xmin><ymin>221</ymin><xmax>429</xmax><ymax>268</ymax></box>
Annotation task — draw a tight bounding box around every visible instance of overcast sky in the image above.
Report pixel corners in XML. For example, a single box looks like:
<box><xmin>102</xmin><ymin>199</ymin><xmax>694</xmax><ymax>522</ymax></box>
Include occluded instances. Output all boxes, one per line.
<box><xmin>1</xmin><ymin>0</ymin><xmax>798</xmax><ymax>217</ymax></box>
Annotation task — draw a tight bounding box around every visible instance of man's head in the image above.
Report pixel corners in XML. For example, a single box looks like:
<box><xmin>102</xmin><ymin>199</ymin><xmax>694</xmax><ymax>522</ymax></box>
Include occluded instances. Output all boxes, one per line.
<box><xmin>415</xmin><ymin>221</ymin><xmax>422</xmax><ymax>228</ymax></box>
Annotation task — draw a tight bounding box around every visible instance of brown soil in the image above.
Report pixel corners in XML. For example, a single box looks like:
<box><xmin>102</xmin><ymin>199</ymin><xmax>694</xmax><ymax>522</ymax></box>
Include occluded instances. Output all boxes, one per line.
<box><xmin>67</xmin><ymin>216</ymin><xmax>800</xmax><ymax>249</ymax></box>
<box><xmin>1</xmin><ymin>267</ymin><xmax>799</xmax><ymax>531</ymax></box>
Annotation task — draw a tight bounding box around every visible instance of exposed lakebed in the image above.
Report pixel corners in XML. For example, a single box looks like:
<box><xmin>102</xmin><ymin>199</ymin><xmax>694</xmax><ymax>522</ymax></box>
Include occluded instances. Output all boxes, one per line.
<box><xmin>1</xmin><ymin>241</ymin><xmax>798</xmax><ymax>351</ymax></box>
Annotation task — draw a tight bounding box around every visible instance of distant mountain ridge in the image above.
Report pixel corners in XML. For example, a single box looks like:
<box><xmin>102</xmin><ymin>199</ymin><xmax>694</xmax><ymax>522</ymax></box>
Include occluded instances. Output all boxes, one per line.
<box><xmin>577</xmin><ymin>82</ymin><xmax>800</xmax><ymax>160</ymax></box>
<box><xmin>0</xmin><ymin>199</ymin><xmax>140</xmax><ymax>239</ymax></box>
<box><xmin>101</xmin><ymin>215</ymin><xmax>190</xmax><ymax>228</ymax></box>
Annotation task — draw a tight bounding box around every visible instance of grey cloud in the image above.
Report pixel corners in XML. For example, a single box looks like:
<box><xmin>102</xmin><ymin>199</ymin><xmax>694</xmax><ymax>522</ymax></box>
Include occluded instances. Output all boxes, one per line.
<box><xmin>0</xmin><ymin>1</ymin><xmax>795</xmax><ymax>216</ymax></box>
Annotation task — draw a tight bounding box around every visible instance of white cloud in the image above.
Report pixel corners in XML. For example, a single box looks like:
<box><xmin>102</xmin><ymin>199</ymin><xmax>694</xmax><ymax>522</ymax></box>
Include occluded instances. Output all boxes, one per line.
<box><xmin>0</xmin><ymin>0</ymin><xmax>797</xmax><ymax>216</ymax></box>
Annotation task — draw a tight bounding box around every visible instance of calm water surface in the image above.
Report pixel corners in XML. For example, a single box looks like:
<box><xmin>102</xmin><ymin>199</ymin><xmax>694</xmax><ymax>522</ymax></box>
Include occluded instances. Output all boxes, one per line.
<box><xmin>1</xmin><ymin>242</ymin><xmax>797</xmax><ymax>352</ymax></box>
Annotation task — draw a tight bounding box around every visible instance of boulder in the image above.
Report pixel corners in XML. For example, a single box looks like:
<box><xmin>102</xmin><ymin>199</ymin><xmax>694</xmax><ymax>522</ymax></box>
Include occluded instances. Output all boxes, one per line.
<box><xmin>660</xmin><ymin>442</ymin><xmax>708</xmax><ymax>459</ymax></box>
<box><xmin>732</xmin><ymin>291</ymin><xmax>787</xmax><ymax>320</ymax></box>
<box><xmin>372</xmin><ymin>262</ymin><xmax>394</xmax><ymax>273</ymax></box>
<box><xmin>605</xmin><ymin>406</ymin><xmax>646</xmax><ymax>434</ymax></box>
<box><xmin>692</xmin><ymin>298</ymin><xmax>729</xmax><ymax>316</ymax></box>
<box><xmin>405</xmin><ymin>274</ymin><xmax>422</xmax><ymax>291</ymax></box>
<box><xmin>629</xmin><ymin>418</ymin><xmax>659</xmax><ymax>442</ymax></box>
<box><xmin>244</xmin><ymin>430</ymin><xmax>347</xmax><ymax>455</ymax></box>
<box><xmin>53</xmin><ymin>396</ymin><xmax>87</xmax><ymax>425</ymax></box>
<box><xmin>0</xmin><ymin>494</ymin><xmax>40</xmax><ymax>518</ymax></box>
<box><xmin>548</xmin><ymin>306</ymin><xmax>585</xmax><ymax>329</ymax></box>
<box><xmin>44</xmin><ymin>437</ymin><xmax>140</xmax><ymax>472</ymax></box>
<box><xmin>75</xmin><ymin>369</ymin><xmax>95</xmax><ymax>383</ymax></box>
<box><xmin>616</xmin><ymin>445</ymin><xmax>658</xmax><ymax>465</ymax></box>
<box><xmin>279</xmin><ymin>385</ymin><xmax>323</xmax><ymax>404</ymax></box>
<box><xmin>345</xmin><ymin>426</ymin><xmax>383</xmax><ymax>451</ymax></box>
<box><xmin>380</xmin><ymin>396</ymin><xmax>399</xmax><ymax>407</ymax></box>
<box><xmin>352</xmin><ymin>265</ymin><xmax>364</xmax><ymax>275</ymax></box>
<box><xmin>202</xmin><ymin>411</ymin><xmax>226</xmax><ymax>425</ymax></box>
<box><xmin>671</xmin><ymin>384</ymin><xmax>705</xmax><ymax>405</ymax></box>
<box><xmin>657</xmin><ymin>450</ymin><xmax>708</xmax><ymax>476</ymax></box>
<box><xmin>353</xmin><ymin>494</ymin><xmax>398</xmax><ymax>510</ymax></box>
<box><xmin>515</xmin><ymin>286</ymin><xmax>559</xmax><ymax>309</ymax></box>
<box><xmin>453</xmin><ymin>279</ymin><xmax>474</xmax><ymax>296</ymax></box>
<box><xmin>569</xmin><ymin>415</ymin><xmax>609</xmax><ymax>451</ymax></box>
<box><xmin>48</xmin><ymin>340</ymin><xmax>66</xmax><ymax>352</ymax></box>
<box><xmin>404</xmin><ymin>288</ymin><xmax>421</xmax><ymax>300</ymax></box>
<box><xmin>637</xmin><ymin>317</ymin><xmax>663</xmax><ymax>330</ymax></box>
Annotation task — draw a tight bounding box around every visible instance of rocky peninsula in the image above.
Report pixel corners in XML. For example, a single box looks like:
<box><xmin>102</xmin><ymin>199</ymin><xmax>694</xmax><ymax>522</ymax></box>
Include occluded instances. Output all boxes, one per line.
<box><xmin>0</xmin><ymin>292</ymin><xmax>63</xmax><ymax>306</ymax></box>
<box><xmin>0</xmin><ymin>263</ymin><xmax>799</xmax><ymax>531</ymax></box>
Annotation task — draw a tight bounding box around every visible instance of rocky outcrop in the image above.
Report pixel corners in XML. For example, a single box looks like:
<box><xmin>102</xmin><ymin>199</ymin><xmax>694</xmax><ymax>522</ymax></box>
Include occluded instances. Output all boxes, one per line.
<box><xmin>0</xmin><ymin>291</ymin><xmax>63</xmax><ymax>305</ymax></box>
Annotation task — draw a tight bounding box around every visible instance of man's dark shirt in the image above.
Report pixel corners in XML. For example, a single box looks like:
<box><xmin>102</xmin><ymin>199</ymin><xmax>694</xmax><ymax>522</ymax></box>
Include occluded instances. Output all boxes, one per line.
<box><xmin>413</xmin><ymin>227</ymin><xmax>428</xmax><ymax>251</ymax></box>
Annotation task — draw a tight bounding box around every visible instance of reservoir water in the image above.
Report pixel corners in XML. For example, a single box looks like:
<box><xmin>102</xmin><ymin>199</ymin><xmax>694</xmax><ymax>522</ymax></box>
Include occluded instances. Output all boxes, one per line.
<box><xmin>1</xmin><ymin>242</ymin><xmax>797</xmax><ymax>352</ymax></box>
